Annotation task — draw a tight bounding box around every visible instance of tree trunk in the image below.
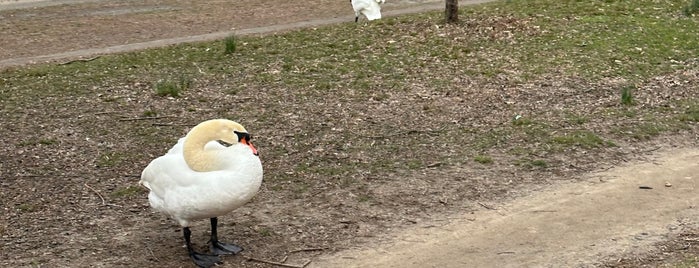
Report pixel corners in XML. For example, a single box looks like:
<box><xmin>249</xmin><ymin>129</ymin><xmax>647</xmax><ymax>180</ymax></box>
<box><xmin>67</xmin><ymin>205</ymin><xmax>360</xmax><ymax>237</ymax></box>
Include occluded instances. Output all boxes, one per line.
<box><xmin>445</xmin><ymin>0</ymin><xmax>459</xmax><ymax>23</ymax></box>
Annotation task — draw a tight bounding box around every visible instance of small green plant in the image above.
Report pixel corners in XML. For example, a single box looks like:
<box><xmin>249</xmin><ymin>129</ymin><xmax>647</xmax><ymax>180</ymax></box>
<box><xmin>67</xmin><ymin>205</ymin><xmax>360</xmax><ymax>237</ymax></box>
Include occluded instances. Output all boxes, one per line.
<box><xmin>97</xmin><ymin>152</ymin><xmax>125</xmax><ymax>168</ymax></box>
<box><xmin>678</xmin><ymin>104</ymin><xmax>699</xmax><ymax>122</ymax></box>
<box><xmin>17</xmin><ymin>204</ymin><xmax>36</xmax><ymax>212</ymax></box>
<box><xmin>224</xmin><ymin>35</ymin><xmax>237</xmax><ymax>54</ymax></box>
<box><xmin>142</xmin><ymin>110</ymin><xmax>157</xmax><ymax>117</ymax></box>
<box><xmin>257</xmin><ymin>227</ymin><xmax>272</xmax><ymax>237</ymax></box>
<box><xmin>551</xmin><ymin>130</ymin><xmax>615</xmax><ymax>149</ymax></box>
<box><xmin>564</xmin><ymin>112</ymin><xmax>589</xmax><ymax>125</ymax></box>
<box><xmin>684</xmin><ymin>0</ymin><xmax>699</xmax><ymax>16</ymax></box>
<box><xmin>111</xmin><ymin>186</ymin><xmax>144</xmax><ymax>198</ymax></box>
<box><xmin>514</xmin><ymin>158</ymin><xmax>547</xmax><ymax>169</ymax></box>
<box><xmin>358</xmin><ymin>194</ymin><xmax>372</xmax><ymax>202</ymax></box>
<box><xmin>17</xmin><ymin>138</ymin><xmax>57</xmax><ymax>146</ymax></box>
<box><xmin>154</xmin><ymin>77</ymin><xmax>191</xmax><ymax>98</ymax></box>
<box><xmin>512</xmin><ymin>116</ymin><xmax>532</xmax><ymax>126</ymax></box>
<box><xmin>621</xmin><ymin>86</ymin><xmax>634</xmax><ymax>106</ymax></box>
<box><xmin>531</xmin><ymin>159</ymin><xmax>548</xmax><ymax>168</ymax></box>
<box><xmin>474</xmin><ymin>155</ymin><xmax>494</xmax><ymax>164</ymax></box>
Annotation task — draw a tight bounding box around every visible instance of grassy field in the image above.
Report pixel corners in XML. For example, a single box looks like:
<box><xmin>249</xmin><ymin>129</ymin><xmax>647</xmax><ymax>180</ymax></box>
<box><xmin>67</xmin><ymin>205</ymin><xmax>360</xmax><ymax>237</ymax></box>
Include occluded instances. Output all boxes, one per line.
<box><xmin>1</xmin><ymin>0</ymin><xmax>698</xmax><ymax>267</ymax></box>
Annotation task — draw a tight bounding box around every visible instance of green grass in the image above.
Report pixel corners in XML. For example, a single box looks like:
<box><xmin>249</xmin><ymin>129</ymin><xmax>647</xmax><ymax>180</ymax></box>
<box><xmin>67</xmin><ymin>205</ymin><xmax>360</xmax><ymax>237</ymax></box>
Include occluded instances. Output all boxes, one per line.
<box><xmin>154</xmin><ymin>77</ymin><xmax>191</xmax><ymax>97</ymax></box>
<box><xmin>679</xmin><ymin>104</ymin><xmax>699</xmax><ymax>122</ymax></box>
<box><xmin>515</xmin><ymin>158</ymin><xmax>549</xmax><ymax>169</ymax></box>
<box><xmin>621</xmin><ymin>86</ymin><xmax>635</xmax><ymax>106</ymax></box>
<box><xmin>17</xmin><ymin>139</ymin><xmax>57</xmax><ymax>146</ymax></box>
<box><xmin>551</xmin><ymin>130</ymin><xmax>616</xmax><ymax>149</ymax></box>
<box><xmin>0</xmin><ymin>0</ymin><xmax>697</xmax><ymax>200</ymax></box>
<box><xmin>224</xmin><ymin>35</ymin><xmax>237</xmax><ymax>54</ymax></box>
<box><xmin>17</xmin><ymin>204</ymin><xmax>36</xmax><ymax>212</ymax></box>
<box><xmin>97</xmin><ymin>152</ymin><xmax>128</xmax><ymax>168</ymax></box>
<box><xmin>684</xmin><ymin>0</ymin><xmax>699</xmax><ymax>15</ymax></box>
<box><xmin>474</xmin><ymin>155</ymin><xmax>494</xmax><ymax>164</ymax></box>
<box><xmin>111</xmin><ymin>186</ymin><xmax>144</xmax><ymax>198</ymax></box>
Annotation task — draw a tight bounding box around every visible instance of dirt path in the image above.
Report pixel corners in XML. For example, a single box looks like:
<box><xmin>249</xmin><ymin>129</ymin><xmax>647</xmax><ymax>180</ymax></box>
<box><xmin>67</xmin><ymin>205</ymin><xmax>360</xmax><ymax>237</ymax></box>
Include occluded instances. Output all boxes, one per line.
<box><xmin>310</xmin><ymin>148</ymin><xmax>699</xmax><ymax>267</ymax></box>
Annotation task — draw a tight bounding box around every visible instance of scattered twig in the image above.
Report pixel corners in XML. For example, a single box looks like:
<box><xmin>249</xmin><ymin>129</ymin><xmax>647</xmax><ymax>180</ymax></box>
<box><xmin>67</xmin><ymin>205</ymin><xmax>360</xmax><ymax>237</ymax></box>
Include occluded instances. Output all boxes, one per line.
<box><xmin>245</xmin><ymin>256</ymin><xmax>308</xmax><ymax>268</ymax></box>
<box><xmin>94</xmin><ymin>111</ymin><xmax>117</xmax><ymax>115</ymax></box>
<box><xmin>288</xmin><ymin>247</ymin><xmax>329</xmax><ymax>254</ymax></box>
<box><xmin>301</xmin><ymin>260</ymin><xmax>312</xmax><ymax>268</ymax></box>
<box><xmin>151</xmin><ymin>123</ymin><xmax>193</xmax><ymax>127</ymax></box>
<box><xmin>497</xmin><ymin>251</ymin><xmax>515</xmax><ymax>255</ymax></box>
<box><xmin>84</xmin><ymin>183</ymin><xmax>106</xmax><ymax>205</ymax></box>
<box><xmin>477</xmin><ymin>201</ymin><xmax>495</xmax><ymax>210</ymax></box>
<box><xmin>119</xmin><ymin>116</ymin><xmax>171</xmax><ymax>122</ymax></box>
<box><xmin>368</xmin><ymin>126</ymin><xmax>448</xmax><ymax>139</ymax></box>
<box><xmin>640</xmin><ymin>146</ymin><xmax>662</xmax><ymax>154</ymax></box>
<box><xmin>59</xmin><ymin>56</ymin><xmax>101</xmax><ymax>65</ymax></box>
<box><xmin>530</xmin><ymin>210</ymin><xmax>557</xmax><ymax>213</ymax></box>
<box><xmin>144</xmin><ymin>242</ymin><xmax>160</xmax><ymax>261</ymax></box>
<box><xmin>426</xmin><ymin>162</ymin><xmax>443</xmax><ymax>168</ymax></box>
<box><xmin>193</xmin><ymin>62</ymin><xmax>206</xmax><ymax>74</ymax></box>
<box><xmin>84</xmin><ymin>183</ymin><xmax>123</xmax><ymax>207</ymax></box>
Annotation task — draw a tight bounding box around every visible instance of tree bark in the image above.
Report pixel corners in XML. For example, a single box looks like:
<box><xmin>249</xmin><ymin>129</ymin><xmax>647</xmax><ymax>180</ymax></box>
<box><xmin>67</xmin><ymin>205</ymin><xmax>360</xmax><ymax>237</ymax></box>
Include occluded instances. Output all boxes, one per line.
<box><xmin>445</xmin><ymin>0</ymin><xmax>459</xmax><ymax>23</ymax></box>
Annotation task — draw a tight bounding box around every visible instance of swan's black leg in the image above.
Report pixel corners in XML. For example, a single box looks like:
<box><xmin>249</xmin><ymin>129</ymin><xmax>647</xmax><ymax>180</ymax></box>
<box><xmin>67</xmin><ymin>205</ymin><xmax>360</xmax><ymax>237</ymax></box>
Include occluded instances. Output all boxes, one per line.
<box><xmin>184</xmin><ymin>227</ymin><xmax>221</xmax><ymax>268</ymax></box>
<box><xmin>355</xmin><ymin>16</ymin><xmax>359</xmax><ymax>23</ymax></box>
<box><xmin>208</xmin><ymin>217</ymin><xmax>243</xmax><ymax>255</ymax></box>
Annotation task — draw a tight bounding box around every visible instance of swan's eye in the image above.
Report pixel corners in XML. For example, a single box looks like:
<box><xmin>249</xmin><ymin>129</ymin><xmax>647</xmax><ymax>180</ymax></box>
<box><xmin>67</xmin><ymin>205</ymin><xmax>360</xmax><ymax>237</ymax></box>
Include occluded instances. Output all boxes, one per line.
<box><xmin>216</xmin><ymin>140</ymin><xmax>234</xmax><ymax>147</ymax></box>
<box><xmin>234</xmin><ymin>131</ymin><xmax>251</xmax><ymax>142</ymax></box>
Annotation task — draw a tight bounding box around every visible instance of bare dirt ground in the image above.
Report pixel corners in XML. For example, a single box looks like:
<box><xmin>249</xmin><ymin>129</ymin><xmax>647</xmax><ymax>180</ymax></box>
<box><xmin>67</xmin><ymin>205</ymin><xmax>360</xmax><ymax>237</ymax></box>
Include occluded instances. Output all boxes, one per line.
<box><xmin>1</xmin><ymin>1</ymin><xmax>698</xmax><ymax>268</ymax></box>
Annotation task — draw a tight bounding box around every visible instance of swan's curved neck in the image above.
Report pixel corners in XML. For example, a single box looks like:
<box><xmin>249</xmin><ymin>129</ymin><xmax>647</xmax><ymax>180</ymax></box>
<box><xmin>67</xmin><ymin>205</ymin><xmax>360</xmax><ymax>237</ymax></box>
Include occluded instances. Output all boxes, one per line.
<box><xmin>183</xmin><ymin>128</ymin><xmax>222</xmax><ymax>172</ymax></box>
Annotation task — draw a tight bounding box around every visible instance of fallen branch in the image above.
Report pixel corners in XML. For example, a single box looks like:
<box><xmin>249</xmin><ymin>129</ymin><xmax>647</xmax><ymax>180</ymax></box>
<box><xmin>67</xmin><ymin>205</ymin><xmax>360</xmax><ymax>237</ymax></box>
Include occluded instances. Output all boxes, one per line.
<box><xmin>119</xmin><ymin>116</ymin><xmax>171</xmax><ymax>122</ymax></box>
<box><xmin>151</xmin><ymin>123</ymin><xmax>193</xmax><ymax>127</ymax></box>
<box><xmin>84</xmin><ymin>183</ymin><xmax>122</xmax><ymax>207</ymax></box>
<box><xmin>84</xmin><ymin>183</ymin><xmax>106</xmax><ymax>205</ymax></box>
<box><xmin>59</xmin><ymin>56</ymin><xmax>101</xmax><ymax>65</ymax></box>
<box><xmin>245</xmin><ymin>257</ymin><xmax>310</xmax><ymax>268</ymax></box>
<box><xmin>288</xmin><ymin>247</ymin><xmax>329</xmax><ymax>254</ymax></box>
<box><xmin>477</xmin><ymin>201</ymin><xmax>495</xmax><ymax>210</ymax></box>
<box><xmin>94</xmin><ymin>111</ymin><xmax>117</xmax><ymax>115</ymax></box>
<box><xmin>144</xmin><ymin>242</ymin><xmax>160</xmax><ymax>261</ymax></box>
<box><xmin>530</xmin><ymin>210</ymin><xmax>557</xmax><ymax>213</ymax></box>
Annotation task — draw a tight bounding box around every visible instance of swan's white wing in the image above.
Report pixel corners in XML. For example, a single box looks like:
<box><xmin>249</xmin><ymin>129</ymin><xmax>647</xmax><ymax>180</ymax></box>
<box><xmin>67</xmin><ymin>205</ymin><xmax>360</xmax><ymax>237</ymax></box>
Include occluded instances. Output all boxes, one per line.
<box><xmin>140</xmin><ymin>141</ymin><xmax>263</xmax><ymax>226</ymax></box>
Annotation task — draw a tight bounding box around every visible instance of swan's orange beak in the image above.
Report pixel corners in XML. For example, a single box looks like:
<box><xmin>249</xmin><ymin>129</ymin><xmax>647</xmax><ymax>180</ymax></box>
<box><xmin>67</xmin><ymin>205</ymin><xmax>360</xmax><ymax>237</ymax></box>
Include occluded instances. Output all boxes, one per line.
<box><xmin>241</xmin><ymin>138</ymin><xmax>258</xmax><ymax>156</ymax></box>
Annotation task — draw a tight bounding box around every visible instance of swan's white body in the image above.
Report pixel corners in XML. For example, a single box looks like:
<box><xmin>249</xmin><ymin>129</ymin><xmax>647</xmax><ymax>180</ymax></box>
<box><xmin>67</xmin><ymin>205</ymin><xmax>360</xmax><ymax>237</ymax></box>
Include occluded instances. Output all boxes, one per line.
<box><xmin>140</xmin><ymin>120</ymin><xmax>263</xmax><ymax>227</ymax></box>
<box><xmin>352</xmin><ymin>0</ymin><xmax>385</xmax><ymax>21</ymax></box>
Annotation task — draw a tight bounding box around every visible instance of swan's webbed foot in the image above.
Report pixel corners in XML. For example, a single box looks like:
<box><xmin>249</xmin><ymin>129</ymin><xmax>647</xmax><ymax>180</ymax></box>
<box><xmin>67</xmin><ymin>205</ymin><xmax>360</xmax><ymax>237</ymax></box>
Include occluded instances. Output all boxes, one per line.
<box><xmin>189</xmin><ymin>251</ymin><xmax>222</xmax><ymax>268</ymax></box>
<box><xmin>184</xmin><ymin>227</ymin><xmax>222</xmax><ymax>268</ymax></box>
<box><xmin>208</xmin><ymin>217</ymin><xmax>243</xmax><ymax>255</ymax></box>
<box><xmin>210</xmin><ymin>240</ymin><xmax>243</xmax><ymax>255</ymax></box>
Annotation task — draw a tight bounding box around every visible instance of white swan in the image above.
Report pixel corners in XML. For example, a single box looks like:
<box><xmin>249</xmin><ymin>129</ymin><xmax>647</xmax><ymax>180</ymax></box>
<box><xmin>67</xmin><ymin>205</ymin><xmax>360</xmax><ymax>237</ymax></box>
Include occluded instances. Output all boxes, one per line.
<box><xmin>351</xmin><ymin>0</ymin><xmax>385</xmax><ymax>22</ymax></box>
<box><xmin>140</xmin><ymin>119</ymin><xmax>263</xmax><ymax>268</ymax></box>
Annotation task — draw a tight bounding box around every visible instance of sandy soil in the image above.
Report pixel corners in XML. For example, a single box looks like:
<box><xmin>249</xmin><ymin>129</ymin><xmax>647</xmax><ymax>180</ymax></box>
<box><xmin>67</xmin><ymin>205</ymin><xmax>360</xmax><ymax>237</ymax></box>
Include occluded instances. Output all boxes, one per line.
<box><xmin>311</xmin><ymin>148</ymin><xmax>699</xmax><ymax>267</ymax></box>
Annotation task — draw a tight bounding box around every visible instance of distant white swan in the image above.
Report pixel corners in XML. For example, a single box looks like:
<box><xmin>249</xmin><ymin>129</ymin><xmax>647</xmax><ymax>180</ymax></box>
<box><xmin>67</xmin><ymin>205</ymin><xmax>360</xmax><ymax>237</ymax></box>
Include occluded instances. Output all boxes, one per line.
<box><xmin>140</xmin><ymin>119</ymin><xmax>263</xmax><ymax>268</ymax></box>
<box><xmin>351</xmin><ymin>0</ymin><xmax>386</xmax><ymax>22</ymax></box>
